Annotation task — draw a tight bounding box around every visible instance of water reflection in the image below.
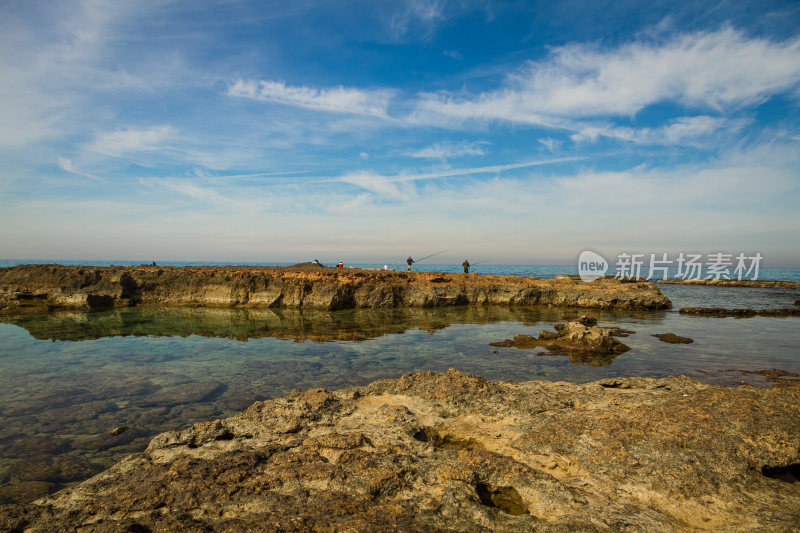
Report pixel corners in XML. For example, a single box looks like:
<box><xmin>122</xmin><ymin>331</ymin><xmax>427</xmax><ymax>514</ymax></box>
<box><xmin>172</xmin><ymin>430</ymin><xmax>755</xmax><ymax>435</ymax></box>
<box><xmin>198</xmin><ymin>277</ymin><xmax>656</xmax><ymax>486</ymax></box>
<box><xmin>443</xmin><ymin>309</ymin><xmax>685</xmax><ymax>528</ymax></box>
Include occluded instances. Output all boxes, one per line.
<box><xmin>0</xmin><ymin>305</ymin><xmax>663</xmax><ymax>343</ymax></box>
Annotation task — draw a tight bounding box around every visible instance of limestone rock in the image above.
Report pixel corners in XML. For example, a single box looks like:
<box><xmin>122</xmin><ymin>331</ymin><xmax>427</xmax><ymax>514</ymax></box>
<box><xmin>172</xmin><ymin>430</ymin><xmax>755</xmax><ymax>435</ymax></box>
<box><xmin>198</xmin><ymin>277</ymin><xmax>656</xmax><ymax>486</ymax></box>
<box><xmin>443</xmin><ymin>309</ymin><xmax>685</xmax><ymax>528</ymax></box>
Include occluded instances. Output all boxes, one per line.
<box><xmin>0</xmin><ymin>264</ymin><xmax>671</xmax><ymax>313</ymax></box>
<box><xmin>4</xmin><ymin>370</ymin><xmax>799</xmax><ymax>531</ymax></box>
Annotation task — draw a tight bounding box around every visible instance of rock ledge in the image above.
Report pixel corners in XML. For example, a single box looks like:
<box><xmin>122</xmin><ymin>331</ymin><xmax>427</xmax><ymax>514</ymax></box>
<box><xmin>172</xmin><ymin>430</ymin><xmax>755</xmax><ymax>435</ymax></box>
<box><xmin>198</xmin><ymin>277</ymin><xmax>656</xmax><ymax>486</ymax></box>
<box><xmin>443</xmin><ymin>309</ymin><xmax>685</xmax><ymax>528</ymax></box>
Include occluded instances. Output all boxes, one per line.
<box><xmin>2</xmin><ymin>370</ymin><xmax>798</xmax><ymax>532</ymax></box>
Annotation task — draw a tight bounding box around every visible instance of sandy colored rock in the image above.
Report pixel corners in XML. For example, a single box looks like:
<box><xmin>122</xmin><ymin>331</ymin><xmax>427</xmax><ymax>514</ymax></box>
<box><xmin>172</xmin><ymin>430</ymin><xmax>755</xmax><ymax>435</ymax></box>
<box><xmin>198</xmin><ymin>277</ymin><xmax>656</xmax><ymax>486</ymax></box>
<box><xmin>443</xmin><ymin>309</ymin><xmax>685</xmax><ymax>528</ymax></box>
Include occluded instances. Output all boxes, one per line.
<box><xmin>0</xmin><ymin>264</ymin><xmax>671</xmax><ymax>313</ymax></box>
<box><xmin>2</xmin><ymin>369</ymin><xmax>798</xmax><ymax>531</ymax></box>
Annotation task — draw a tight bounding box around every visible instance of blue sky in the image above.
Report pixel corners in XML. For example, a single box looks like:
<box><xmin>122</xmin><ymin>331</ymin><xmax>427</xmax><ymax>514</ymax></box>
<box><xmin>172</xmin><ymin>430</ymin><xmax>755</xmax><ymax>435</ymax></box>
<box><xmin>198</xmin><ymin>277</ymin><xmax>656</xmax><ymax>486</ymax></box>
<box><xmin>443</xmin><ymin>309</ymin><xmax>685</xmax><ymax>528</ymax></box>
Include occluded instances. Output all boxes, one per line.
<box><xmin>1</xmin><ymin>0</ymin><xmax>800</xmax><ymax>266</ymax></box>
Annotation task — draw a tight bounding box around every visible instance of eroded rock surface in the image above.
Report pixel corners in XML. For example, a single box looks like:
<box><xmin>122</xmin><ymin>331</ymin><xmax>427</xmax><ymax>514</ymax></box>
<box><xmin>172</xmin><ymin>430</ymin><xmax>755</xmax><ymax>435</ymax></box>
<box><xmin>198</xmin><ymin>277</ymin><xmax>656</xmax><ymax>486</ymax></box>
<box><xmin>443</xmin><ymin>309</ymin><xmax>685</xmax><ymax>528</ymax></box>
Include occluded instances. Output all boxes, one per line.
<box><xmin>490</xmin><ymin>316</ymin><xmax>630</xmax><ymax>356</ymax></box>
<box><xmin>0</xmin><ymin>264</ymin><xmax>671</xmax><ymax>313</ymax></box>
<box><xmin>4</xmin><ymin>369</ymin><xmax>797</xmax><ymax>531</ymax></box>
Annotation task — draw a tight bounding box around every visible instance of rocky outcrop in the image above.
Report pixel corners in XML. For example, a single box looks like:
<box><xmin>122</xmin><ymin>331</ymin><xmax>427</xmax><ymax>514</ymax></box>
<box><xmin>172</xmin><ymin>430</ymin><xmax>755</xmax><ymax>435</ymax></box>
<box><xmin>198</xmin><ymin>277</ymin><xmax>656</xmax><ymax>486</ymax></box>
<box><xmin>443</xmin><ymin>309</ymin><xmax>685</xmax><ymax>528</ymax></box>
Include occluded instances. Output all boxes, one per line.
<box><xmin>2</xmin><ymin>370</ymin><xmax>799</xmax><ymax>531</ymax></box>
<box><xmin>0</xmin><ymin>264</ymin><xmax>671</xmax><ymax>313</ymax></box>
<box><xmin>659</xmin><ymin>279</ymin><xmax>800</xmax><ymax>288</ymax></box>
<box><xmin>680</xmin><ymin>307</ymin><xmax>800</xmax><ymax>317</ymax></box>
<box><xmin>491</xmin><ymin>316</ymin><xmax>630</xmax><ymax>355</ymax></box>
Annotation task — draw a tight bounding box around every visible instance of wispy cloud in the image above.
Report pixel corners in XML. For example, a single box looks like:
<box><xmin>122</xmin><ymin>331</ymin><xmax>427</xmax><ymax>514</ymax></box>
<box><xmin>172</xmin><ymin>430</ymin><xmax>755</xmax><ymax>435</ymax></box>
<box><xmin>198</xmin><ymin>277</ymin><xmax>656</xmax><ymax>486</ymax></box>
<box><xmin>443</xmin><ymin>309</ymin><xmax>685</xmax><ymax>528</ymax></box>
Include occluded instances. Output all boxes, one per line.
<box><xmin>86</xmin><ymin>126</ymin><xmax>176</xmax><ymax>157</ymax></box>
<box><xmin>57</xmin><ymin>156</ymin><xmax>106</xmax><ymax>182</ymax></box>
<box><xmin>139</xmin><ymin>178</ymin><xmax>246</xmax><ymax>209</ymax></box>
<box><xmin>570</xmin><ymin>116</ymin><xmax>747</xmax><ymax>145</ymax></box>
<box><xmin>329</xmin><ymin>157</ymin><xmax>582</xmax><ymax>198</ymax></box>
<box><xmin>414</xmin><ymin>28</ymin><xmax>800</xmax><ymax>124</ymax></box>
<box><xmin>227</xmin><ymin>79</ymin><xmax>393</xmax><ymax>118</ymax></box>
<box><xmin>409</xmin><ymin>141</ymin><xmax>488</xmax><ymax>159</ymax></box>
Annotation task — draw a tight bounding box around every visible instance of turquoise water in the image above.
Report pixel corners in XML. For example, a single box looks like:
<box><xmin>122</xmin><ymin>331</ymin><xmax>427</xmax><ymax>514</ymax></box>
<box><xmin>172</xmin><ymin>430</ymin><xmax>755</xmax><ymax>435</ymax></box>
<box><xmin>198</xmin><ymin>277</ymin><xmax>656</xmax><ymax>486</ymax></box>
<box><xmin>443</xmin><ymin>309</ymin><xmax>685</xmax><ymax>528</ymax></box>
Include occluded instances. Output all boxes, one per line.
<box><xmin>0</xmin><ymin>264</ymin><xmax>799</xmax><ymax>503</ymax></box>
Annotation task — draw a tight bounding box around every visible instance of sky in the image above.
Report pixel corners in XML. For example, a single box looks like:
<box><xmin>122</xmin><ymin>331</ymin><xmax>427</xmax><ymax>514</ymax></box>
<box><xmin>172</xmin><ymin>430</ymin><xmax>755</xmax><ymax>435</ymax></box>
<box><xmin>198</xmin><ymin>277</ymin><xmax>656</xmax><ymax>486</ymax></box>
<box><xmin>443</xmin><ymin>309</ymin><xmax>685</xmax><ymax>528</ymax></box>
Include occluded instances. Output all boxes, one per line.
<box><xmin>1</xmin><ymin>0</ymin><xmax>800</xmax><ymax>266</ymax></box>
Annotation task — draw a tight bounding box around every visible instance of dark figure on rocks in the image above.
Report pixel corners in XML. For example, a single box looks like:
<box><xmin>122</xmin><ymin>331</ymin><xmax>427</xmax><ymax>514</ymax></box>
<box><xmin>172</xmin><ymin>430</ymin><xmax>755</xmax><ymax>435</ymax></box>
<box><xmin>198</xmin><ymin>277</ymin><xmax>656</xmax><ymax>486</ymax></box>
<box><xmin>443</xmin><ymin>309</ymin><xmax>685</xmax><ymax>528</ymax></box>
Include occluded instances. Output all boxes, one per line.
<box><xmin>462</xmin><ymin>260</ymin><xmax>470</xmax><ymax>273</ymax></box>
<box><xmin>407</xmin><ymin>256</ymin><xmax>414</xmax><ymax>271</ymax></box>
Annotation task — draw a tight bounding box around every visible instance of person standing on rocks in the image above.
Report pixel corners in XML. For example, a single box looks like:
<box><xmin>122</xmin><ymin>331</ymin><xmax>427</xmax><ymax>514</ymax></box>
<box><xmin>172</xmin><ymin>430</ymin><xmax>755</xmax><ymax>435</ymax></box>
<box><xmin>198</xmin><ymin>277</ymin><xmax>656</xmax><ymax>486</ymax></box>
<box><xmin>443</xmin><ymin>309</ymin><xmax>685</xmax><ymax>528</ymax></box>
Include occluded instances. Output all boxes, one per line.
<box><xmin>407</xmin><ymin>256</ymin><xmax>414</xmax><ymax>271</ymax></box>
<box><xmin>462</xmin><ymin>259</ymin><xmax>470</xmax><ymax>273</ymax></box>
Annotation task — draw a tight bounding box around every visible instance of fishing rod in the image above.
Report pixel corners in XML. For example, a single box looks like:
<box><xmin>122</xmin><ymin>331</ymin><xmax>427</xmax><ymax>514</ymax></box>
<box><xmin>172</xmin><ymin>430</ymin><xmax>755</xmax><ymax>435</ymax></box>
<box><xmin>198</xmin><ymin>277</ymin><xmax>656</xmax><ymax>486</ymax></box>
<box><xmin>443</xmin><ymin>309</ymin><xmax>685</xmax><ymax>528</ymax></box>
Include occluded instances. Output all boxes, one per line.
<box><xmin>413</xmin><ymin>248</ymin><xmax>453</xmax><ymax>264</ymax></box>
<box><xmin>471</xmin><ymin>260</ymin><xmax>489</xmax><ymax>266</ymax></box>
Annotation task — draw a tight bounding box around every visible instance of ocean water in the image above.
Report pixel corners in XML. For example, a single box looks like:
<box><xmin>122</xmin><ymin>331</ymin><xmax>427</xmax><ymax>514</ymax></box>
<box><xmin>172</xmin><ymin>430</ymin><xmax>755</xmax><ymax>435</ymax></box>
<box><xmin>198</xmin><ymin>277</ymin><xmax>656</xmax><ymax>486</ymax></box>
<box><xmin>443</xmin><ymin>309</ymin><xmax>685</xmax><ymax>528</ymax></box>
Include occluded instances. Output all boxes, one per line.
<box><xmin>2</xmin><ymin>258</ymin><xmax>800</xmax><ymax>282</ymax></box>
<box><xmin>0</xmin><ymin>261</ymin><xmax>799</xmax><ymax>503</ymax></box>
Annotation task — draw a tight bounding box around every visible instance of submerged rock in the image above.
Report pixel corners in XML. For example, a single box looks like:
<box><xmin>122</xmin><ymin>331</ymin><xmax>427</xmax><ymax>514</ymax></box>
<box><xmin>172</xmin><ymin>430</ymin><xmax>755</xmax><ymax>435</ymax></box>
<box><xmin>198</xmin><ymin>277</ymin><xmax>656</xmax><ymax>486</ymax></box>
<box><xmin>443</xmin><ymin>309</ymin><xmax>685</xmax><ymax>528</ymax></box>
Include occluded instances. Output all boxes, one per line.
<box><xmin>652</xmin><ymin>333</ymin><xmax>694</xmax><ymax>344</ymax></box>
<box><xmin>490</xmin><ymin>316</ymin><xmax>630</xmax><ymax>355</ymax></box>
<box><xmin>3</xmin><ymin>369</ymin><xmax>799</xmax><ymax>531</ymax></box>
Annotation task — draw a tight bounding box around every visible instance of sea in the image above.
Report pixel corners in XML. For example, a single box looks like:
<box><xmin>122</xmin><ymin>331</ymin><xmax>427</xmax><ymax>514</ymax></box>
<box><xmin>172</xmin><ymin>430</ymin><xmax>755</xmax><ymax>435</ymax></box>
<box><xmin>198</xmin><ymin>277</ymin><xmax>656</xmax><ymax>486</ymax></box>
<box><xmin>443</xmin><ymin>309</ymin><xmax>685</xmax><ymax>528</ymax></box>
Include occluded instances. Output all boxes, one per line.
<box><xmin>1</xmin><ymin>259</ymin><xmax>799</xmax><ymax>503</ymax></box>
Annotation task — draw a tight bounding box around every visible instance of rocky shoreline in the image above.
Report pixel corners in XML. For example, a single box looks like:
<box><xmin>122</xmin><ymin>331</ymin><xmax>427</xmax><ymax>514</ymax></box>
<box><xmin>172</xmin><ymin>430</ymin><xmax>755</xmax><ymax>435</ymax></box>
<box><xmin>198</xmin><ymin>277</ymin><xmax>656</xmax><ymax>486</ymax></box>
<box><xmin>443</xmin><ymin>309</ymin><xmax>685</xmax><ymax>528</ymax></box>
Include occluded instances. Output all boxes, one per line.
<box><xmin>0</xmin><ymin>264</ymin><xmax>671</xmax><ymax>313</ymax></box>
<box><xmin>2</xmin><ymin>370</ymin><xmax>798</xmax><ymax>531</ymax></box>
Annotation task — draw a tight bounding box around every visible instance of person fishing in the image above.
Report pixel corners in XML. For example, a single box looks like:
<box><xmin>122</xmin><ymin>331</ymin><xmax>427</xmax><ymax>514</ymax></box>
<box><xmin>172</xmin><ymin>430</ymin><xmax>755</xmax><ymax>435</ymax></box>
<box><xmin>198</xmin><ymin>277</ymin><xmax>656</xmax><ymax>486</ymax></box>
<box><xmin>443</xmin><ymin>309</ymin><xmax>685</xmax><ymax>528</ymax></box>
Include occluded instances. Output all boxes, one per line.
<box><xmin>406</xmin><ymin>249</ymin><xmax>451</xmax><ymax>271</ymax></box>
<box><xmin>462</xmin><ymin>259</ymin><xmax>470</xmax><ymax>273</ymax></box>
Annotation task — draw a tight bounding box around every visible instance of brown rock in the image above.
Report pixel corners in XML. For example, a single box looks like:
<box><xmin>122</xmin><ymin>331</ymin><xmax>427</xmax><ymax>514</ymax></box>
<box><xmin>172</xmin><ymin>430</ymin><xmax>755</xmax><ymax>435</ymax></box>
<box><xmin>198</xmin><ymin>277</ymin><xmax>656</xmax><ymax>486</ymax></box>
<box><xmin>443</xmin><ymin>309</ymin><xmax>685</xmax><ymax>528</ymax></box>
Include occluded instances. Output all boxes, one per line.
<box><xmin>652</xmin><ymin>333</ymin><xmax>694</xmax><ymax>344</ymax></box>
<box><xmin>5</xmin><ymin>370</ymin><xmax>800</xmax><ymax>530</ymax></box>
<box><xmin>491</xmin><ymin>316</ymin><xmax>630</xmax><ymax>355</ymax></box>
<box><xmin>8</xmin><ymin>455</ymin><xmax>100</xmax><ymax>482</ymax></box>
<box><xmin>0</xmin><ymin>264</ymin><xmax>672</xmax><ymax>313</ymax></box>
<box><xmin>0</xmin><ymin>481</ymin><xmax>54</xmax><ymax>504</ymax></box>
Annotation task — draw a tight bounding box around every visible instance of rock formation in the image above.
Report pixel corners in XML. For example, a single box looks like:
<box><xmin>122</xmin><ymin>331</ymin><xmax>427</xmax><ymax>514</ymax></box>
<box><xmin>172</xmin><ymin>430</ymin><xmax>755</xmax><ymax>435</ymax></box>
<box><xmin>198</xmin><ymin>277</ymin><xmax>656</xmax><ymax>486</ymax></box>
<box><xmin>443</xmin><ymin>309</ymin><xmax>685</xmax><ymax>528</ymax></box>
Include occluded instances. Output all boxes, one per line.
<box><xmin>2</xmin><ymin>370</ymin><xmax>799</xmax><ymax>531</ymax></box>
<box><xmin>490</xmin><ymin>316</ymin><xmax>630</xmax><ymax>356</ymax></box>
<box><xmin>0</xmin><ymin>264</ymin><xmax>671</xmax><ymax>313</ymax></box>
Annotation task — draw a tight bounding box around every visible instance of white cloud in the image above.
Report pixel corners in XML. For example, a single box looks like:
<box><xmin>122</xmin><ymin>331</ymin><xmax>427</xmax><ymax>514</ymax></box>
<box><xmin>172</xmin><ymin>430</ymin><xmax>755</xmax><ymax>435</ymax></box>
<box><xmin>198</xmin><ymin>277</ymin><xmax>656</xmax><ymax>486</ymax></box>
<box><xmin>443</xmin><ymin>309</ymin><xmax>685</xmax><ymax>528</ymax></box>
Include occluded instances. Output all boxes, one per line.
<box><xmin>86</xmin><ymin>126</ymin><xmax>176</xmax><ymax>157</ymax></box>
<box><xmin>57</xmin><ymin>156</ymin><xmax>106</xmax><ymax>182</ymax></box>
<box><xmin>139</xmin><ymin>178</ymin><xmax>246</xmax><ymax>209</ymax></box>
<box><xmin>338</xmin><ymin>172</ymin><xmax>408</xmax><ymax>200</ymax></box>
<box><xmin>409</xmin><ymin>141</ymin><xmax>488</xmax><ymax>159</ymax></box>
<box><xmin>389</xmin><ymin>0</ymin><xmax>445</xmax><ymax>39</ymax></box>
<box><xmin>570</xmin><ymin>116</ymin><xmax>746</xmax><ymax>145</ymax></box>
<box><xmin>414</xmin><ymin>28</ymin><xmax>800</xmax><ymax>124</ymax></box>
<box><xmin>538</xmin><ymin>138</ymin><xmax>561</xmax><ymax>153</ymax></box>
<box><xmin>227</xmin><ymin>79</ymin><xmax>393</xmax><ymax>118</ymax></box>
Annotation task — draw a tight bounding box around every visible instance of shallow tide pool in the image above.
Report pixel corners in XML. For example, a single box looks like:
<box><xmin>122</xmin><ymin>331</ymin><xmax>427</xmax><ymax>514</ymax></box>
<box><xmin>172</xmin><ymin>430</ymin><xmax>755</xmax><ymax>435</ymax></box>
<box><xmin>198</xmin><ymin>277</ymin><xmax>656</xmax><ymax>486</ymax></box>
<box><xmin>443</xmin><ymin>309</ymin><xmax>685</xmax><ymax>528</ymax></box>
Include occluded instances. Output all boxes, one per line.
<box><xmin>0</xmin><ymin>283</ymin><xmax>798</xmax><ymax>503</ymax></box>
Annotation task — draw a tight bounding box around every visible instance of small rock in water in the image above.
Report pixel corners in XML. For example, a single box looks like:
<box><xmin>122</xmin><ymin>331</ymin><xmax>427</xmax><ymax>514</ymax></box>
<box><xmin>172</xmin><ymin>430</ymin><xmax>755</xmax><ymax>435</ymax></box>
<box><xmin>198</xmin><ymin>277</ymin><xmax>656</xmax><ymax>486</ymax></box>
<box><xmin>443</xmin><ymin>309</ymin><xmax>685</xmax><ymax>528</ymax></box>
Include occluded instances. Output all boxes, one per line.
<box><xmin>652</xmin><ymin>333</ymin><xmax>694</xmax><ymax>344</ymax></box>
<box><xmin>109</xmin><ymin>426</ymin><xmax>129</xmax><ymax>436</ymax></box>
<box><xmin>489</xmin><ymin>316</ymin><xmax>630</xmax><ymax>355</ymax></box>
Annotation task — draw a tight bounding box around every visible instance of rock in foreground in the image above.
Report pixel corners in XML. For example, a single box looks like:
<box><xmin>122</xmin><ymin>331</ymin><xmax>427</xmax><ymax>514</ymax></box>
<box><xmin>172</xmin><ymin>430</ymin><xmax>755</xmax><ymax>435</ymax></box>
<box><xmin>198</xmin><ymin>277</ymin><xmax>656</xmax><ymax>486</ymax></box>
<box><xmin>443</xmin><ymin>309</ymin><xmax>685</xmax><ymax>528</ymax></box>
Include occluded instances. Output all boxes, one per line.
<box><xmin>0</xmin><ymin>264</ymin><xmax>671</xmax><ymax>313</ymax></box>
<box><xmin>3</xmin><ymin>370</ymin><xmax>799</xmax><ymax>532</ymax></box>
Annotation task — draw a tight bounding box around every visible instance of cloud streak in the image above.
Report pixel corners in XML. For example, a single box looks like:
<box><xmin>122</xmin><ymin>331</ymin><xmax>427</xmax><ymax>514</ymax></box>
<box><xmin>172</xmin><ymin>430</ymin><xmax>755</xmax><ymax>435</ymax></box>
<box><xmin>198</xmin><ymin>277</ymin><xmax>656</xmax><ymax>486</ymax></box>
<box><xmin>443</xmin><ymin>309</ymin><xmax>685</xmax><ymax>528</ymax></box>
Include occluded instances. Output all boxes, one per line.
<box><xmin>227</xmin><ymin>80</ymin><xmax>393</xmax><ymax>118</ymax></box>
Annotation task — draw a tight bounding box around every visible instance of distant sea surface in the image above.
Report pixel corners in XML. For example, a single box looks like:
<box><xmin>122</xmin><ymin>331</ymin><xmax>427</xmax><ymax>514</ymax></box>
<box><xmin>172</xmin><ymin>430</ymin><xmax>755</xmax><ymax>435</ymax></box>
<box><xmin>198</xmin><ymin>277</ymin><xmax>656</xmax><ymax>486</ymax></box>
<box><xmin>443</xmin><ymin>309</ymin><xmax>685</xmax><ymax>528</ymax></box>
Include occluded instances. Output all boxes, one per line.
<box><xmin>2</xmin><ymin>259</ymin><xmax>800</xmax><ymax>282</ymax></box>
<box><xmin>1</xmin><ymin>257</ymin><xmax>799</xmax><ymax>504</ymax></box>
